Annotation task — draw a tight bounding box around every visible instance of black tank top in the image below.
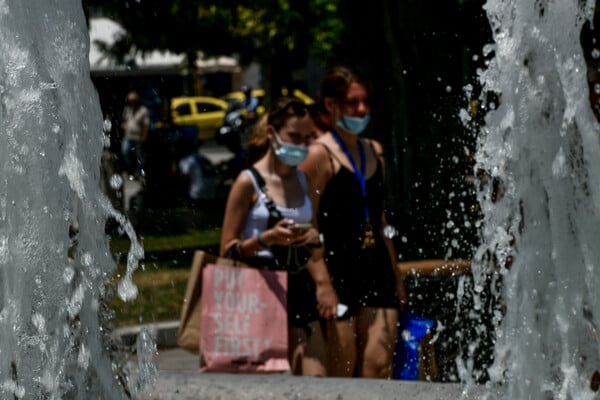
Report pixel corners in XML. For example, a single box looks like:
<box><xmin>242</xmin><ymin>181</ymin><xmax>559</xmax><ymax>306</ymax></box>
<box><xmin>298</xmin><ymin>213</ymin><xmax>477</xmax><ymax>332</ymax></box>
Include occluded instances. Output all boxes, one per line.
<box><xmin>317</xmin><ymin>147</ymin><xmax>398</xmax><ymax>309</ymax></box>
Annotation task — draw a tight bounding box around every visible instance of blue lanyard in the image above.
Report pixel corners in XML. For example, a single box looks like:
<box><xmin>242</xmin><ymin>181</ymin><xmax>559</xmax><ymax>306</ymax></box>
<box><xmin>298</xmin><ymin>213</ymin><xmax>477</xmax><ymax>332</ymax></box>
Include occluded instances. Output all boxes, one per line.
<box><xmin>330</xmin><ymin>128</ymin><xmax>370</xmax><ymax>222</ymax></box>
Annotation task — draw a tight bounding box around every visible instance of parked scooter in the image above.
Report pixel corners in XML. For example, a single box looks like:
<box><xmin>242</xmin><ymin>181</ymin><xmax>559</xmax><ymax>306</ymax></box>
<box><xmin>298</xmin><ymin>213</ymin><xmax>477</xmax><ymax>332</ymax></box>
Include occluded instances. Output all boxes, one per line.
<box><xmin>215</xmin><ymin>102</ymin><xmax>247</xmax><ymax>182</ymax></box>
<box><xmin>216</xmin><ymin>102</ymin><xmax>245</xmax><ymax>150</ymax></box>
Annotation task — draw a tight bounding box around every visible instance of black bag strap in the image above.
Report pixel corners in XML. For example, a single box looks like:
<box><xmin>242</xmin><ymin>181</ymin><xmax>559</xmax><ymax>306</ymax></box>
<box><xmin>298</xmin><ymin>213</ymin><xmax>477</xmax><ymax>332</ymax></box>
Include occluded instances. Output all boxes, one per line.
<box><xmin>247</xmin><ymin>167</ymin><xmax>311</xmax><ymax>272</ymax></box>
<box><xmin>248</xmin><ymin>167</ymin><xmax>284</xmax><ymax>222</ymax></box>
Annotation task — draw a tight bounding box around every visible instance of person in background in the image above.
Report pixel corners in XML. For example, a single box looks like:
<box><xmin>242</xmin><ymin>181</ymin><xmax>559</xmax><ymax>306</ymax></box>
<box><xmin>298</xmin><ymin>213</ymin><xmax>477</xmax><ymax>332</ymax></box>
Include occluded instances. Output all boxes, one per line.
<box><xmin>241</xmin><ymin>85</ymin><xmax>260</xmax><ymax>133</ymax></box>
<box><xmin>219</xmin><ymin>97</ymin><xmax>337</xmax><ymax>376</ymax></box>
<box><xmin>120</xmin><ymin>91</ymin><xmax>149</xmax><ymax>180</ymax></box>
<box><xmin>241</xmin><ymin>85</ymin><xmax>259</xmax><ymax>116</ymax></box>
<box><xmin>177</xmin><ymin>143</ymin><xmax>218</xmax><ymax>208</ymax></box>
<box><xmin>300</xmin><ymin>66</ymin><xmax>407</xmax><ymax>379</ymax></box>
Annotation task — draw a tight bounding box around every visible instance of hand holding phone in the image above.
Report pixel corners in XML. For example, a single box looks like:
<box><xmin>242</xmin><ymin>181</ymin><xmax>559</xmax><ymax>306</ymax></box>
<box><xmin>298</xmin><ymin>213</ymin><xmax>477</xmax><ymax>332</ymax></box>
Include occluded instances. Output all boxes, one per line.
<box><xmin>287</xmin><ymin>223</ymin><xmax>312</xmax><ymax>231</ymax></box>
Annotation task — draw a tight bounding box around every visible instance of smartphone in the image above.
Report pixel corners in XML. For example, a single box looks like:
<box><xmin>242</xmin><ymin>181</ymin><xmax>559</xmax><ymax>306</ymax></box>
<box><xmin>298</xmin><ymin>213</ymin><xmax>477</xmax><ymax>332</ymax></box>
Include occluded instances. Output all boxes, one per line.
<box><xmin>336</xmin><ymin>303</ymin><xmax>349</xmax><ymax>318</ymax></box>
<box><xmin>288</xmin><ymin>223</ymin><xmax>312</xmax><ymax>231</ymax></box>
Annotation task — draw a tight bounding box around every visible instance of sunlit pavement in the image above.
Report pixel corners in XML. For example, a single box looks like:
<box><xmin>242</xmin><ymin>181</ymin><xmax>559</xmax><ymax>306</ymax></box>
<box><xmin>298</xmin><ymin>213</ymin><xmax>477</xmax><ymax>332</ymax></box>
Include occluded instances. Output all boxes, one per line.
<box><xmin>144</xmin><ymin>370</ymin><xmax>472</xmax><ymax>400</ymax></box>
<box><xmin>117</xmin><ymin>322</ymin><xmax>475</xmax><ymax>400</ymax></box>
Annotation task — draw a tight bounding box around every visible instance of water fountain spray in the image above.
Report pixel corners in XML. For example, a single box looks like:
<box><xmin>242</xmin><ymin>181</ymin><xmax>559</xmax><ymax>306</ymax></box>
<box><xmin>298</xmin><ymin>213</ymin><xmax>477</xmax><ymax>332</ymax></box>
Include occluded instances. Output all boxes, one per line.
<box><xmin>0</xmin><ymin>1</ymin><xmax>150</xmax><ymax>398</ymax></box>
<box><xmin>467</xmin><ymin>0</ymin><xmax>600</xmax><ymax>398</ymax></box>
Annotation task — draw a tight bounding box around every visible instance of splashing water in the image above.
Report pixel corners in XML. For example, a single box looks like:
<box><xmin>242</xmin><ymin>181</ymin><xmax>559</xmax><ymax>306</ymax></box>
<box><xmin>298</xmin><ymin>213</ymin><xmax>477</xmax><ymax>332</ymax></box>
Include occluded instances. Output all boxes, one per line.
<box><xmin>467</xmin><ymin>0</ymin><xmax>600</xmax><ymax>398</ymax></box>
<box><xmin>0</xmin><ymin>1</ymin><xmax>152</xmax><ymax>398</ymax></box>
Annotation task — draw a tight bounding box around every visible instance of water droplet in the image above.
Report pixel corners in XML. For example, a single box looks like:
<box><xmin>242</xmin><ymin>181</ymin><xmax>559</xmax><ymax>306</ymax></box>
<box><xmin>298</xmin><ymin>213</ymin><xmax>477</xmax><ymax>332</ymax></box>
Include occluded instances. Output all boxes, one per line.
<box><xmin>592</xmin><ymin>48</ymin><xmax>600</xmax><ymax>59</ymax></box>
<box><xmin>78</xmin><ymin>344</ymin><xmax>90</xmax><ymax>369</ymax></box>
<box><xmin>109</xmin><ymin>174</ymin><xmax>123</xmax><ymax>190</ymax></box>
<box><xmin>63</xmin><ymin>267</ymin><xmax>75</xmax><ymax>283</ymax></box>
<box><xmin>118</xmin><ymin>278</ymin><xmax>138</xmax><ymax>301</ymax></box>
<box><xmin>40</xmin><ymin>81</ymin><xmax>57</xmax><ymax>90</ymax></box>
<box><xmin>32</xmin><ymin>313</ymin><xmax>46</xmax><ymax>333</ymax></box>
<box><xmin>103</xmin><ymin>117</ymin><xmax>112</xmax><ymax>133</ymax></box>
<box><xmin>81</xmin><ymin>252</ymin><xmax>93</xmax><ymax>267</ymax></box>
<box><xmin>383</xmin><ymin>225</ymin><xmax>398</xmax><ymax>238</ymax></box>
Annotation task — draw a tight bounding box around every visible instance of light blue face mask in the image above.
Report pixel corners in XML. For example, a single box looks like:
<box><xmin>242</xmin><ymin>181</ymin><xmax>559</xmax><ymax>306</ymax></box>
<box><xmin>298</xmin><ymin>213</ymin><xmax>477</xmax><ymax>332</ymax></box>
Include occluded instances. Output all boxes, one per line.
<box><xmin>336</xmin><ymin>114</ymin><xmax>371</xmax><ymax>135</ymax></box>
<box><xmin>272</xmin><ymin>131</ymin><xmax>309</xmax><ymax>167</ymax></box>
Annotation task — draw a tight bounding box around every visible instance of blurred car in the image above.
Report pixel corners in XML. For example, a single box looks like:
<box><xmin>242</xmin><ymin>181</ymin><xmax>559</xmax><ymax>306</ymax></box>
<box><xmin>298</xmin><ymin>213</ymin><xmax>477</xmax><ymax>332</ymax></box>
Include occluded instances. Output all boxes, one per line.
<box><xmin>170</xmin><ymin>96</ymin><xmax>228</xmax><ymax>141</ymax></box>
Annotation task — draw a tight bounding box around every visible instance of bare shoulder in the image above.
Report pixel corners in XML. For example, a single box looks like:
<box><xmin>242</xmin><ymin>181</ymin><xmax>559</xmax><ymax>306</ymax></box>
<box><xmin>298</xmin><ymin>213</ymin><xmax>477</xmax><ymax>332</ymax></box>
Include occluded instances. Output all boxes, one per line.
<box><xmin>301</xmin><ymin>138</ymin><xmax>330</xmax><ymax>168</ymax></box>
<box><xmin>300</xmin><ymin>138</ymin><xmax>334</xmax><ymax>183</ymax></box>
<box><xmin>367</xmin><ymin>138</ymin><xmax>384</xmax><ymax>156</ymax></box>
<box><xmin>229</xmin><ymin>169</ymin><xmax>255</xmax><ymax>198</ymax></box>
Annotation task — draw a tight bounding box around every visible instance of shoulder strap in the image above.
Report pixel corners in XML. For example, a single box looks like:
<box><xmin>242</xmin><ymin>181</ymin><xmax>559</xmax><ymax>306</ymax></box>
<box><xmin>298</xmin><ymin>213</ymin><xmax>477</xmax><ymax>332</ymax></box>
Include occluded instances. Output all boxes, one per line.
<box><xmin>248</xmin><ymin>166</ymin><xmax>283</xmax><ymax>221</ymax></box>
<box><xmin>248</xmin><ymin>166</ymin><xmax>267</xmax><ymax>191</ymax></box>
<box><xmin>316</xmin><ymin>142</ymin><xmax>336</xmax><ymax>174</ymax></box>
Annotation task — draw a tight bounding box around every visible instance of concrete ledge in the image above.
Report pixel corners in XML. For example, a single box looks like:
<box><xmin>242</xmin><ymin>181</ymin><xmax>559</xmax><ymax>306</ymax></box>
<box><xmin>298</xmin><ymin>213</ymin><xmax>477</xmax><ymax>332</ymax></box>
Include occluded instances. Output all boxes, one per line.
<box><xmin>143</xmin><ymin>372</ymin><xmax>480</xmax><ymax>400</ymax></box>
<box><xmin>114</xmin><ymin>320</ymin><xmax>180</xmax><ymax>348</ymax></box>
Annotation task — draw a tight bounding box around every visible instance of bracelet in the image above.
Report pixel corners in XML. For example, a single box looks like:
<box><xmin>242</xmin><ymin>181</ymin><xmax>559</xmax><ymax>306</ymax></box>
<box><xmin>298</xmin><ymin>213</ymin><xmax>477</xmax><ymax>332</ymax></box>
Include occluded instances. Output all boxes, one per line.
<box><xmin>257</xmin><ymin>233</ymin><xmax>268</xmax><ymax>248</ymax></box>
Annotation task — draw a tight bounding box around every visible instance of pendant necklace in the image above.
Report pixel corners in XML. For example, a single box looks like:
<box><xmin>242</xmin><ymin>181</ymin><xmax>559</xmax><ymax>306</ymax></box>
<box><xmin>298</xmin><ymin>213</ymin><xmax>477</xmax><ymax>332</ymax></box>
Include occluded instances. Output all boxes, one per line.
<box><xmin>330</xmin><ymin>128</ymin><xmax>375</xmax><ymax>249</ymax></box>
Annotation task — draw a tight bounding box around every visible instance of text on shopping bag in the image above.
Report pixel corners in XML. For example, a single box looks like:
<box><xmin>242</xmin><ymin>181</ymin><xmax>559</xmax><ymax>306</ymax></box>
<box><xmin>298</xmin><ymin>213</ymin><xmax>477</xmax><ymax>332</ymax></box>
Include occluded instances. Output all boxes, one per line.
<box><xmin>201</xmin><ymin>264</ymin><xmax>288</xmax><ymax>361</ymax></box>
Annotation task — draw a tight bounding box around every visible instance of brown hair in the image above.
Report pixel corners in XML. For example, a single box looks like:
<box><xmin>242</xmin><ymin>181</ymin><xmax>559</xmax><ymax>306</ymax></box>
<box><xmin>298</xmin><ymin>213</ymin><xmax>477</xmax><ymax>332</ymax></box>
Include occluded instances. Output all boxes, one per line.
<box><xmin>308</xmin><ymin>99</ymin><xmax>331</xmax><ymax>133</ymax></box>
<box><xmin>245</xmin><ymin>113</ymin><xmax>269</xmax><ymax>165</ymax></box>
<box><xmin>318</xmin><ymin>65</ymin><xmax>371</xmax><ymax>104</ymax></box>
<box><xmin>245</xmin><ymin>97</ymin><xmax>309</xmax><ymax>164</ymax></box>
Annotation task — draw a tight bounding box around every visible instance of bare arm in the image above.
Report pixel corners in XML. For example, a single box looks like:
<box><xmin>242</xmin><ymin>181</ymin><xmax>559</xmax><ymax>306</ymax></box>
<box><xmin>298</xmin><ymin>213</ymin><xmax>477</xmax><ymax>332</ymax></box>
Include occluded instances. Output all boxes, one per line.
<box><xmin>219</xmin><ymin>172</ymin><xmax>259</xmax><ymax>257</ymax></box>
<box><xmin>299</xmin><ymin>141</ymin><xmax>333</xmax><ymax>211</ymax></box>
<box><xmin>221</xmin><ymin>170</ymin><xmax>312</xmax><ymax>258</ymax></box>
<box><xmin>299</xmin><ymin>143</ymin><xmax>339</xmax><ymax>319</ymax></box>
<box><xmin>372</xmin><ymin>139</ymin><xmax>407</xmax><ymax>309</ymax></box>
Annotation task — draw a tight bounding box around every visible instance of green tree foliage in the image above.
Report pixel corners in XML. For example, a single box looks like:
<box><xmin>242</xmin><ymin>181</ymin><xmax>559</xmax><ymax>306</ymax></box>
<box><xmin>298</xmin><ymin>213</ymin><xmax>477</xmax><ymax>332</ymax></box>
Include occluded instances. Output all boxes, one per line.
<box><xmin>84</xmin><ymin>0</ymin><xmax>342</xmax><ymax>97</ymax></box>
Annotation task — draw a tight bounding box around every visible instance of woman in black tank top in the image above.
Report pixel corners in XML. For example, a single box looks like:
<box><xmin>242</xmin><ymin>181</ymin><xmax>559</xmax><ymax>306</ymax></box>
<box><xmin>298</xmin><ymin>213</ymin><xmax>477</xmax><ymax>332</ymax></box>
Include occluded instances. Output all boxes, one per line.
<box><xmin>300</xmin><ymin>66</ymin><xmax>407</xmax><ymax>379</ymax></box>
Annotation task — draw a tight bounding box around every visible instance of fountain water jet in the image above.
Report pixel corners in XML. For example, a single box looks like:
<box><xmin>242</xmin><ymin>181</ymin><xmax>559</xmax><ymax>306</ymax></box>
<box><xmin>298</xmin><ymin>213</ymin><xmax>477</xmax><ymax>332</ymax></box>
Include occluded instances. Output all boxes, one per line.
<box><xmin>467</xmin><ymin>0</ymin><xmax>600</xmax><ymax>398</ymax></box>
<box><xmin>0</xmin><ymin>1</ymin><xmax>151</xmax><ymax>398</ymax></box>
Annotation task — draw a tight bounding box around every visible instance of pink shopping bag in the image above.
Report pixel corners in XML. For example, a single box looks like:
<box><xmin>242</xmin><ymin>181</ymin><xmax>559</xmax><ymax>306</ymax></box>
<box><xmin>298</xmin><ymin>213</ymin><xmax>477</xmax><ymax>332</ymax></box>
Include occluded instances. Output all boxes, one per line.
<box><xmin>199</xmin><ymin>263</ymin><xmax>290</xmax><ymax>373</ymax></box>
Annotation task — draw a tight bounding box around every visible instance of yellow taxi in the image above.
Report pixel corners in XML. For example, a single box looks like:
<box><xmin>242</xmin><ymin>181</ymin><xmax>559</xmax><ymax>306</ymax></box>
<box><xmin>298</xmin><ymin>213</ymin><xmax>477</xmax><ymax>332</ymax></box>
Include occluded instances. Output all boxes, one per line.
<box><xmin>170</xmin><ymin>96</ymin><xmax>228</xmax><ymax>141</ymax></box>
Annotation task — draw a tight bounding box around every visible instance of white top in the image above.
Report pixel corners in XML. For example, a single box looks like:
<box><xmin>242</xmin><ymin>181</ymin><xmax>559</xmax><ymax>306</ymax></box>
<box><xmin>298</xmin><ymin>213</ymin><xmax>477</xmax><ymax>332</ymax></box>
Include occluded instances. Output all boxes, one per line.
<box><xmin>122</xmin><ymin>105</ymin><xmax>149</xmax><ymax>140</ymax></box>
<box><xmin>178</xmin><ymin>153</ymin><xmax>217</xmax><ymax>200</ymax></box>
<box><xmin>241</xmin><ymin>169</ymin><xmax>312</xmax><ymax>258</ymax></box>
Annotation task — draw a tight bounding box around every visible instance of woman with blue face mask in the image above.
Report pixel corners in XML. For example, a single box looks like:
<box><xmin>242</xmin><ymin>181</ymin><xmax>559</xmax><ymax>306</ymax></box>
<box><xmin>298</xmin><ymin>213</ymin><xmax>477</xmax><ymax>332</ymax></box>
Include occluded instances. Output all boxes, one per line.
<box><xmin>220</xmin><ymin>97</ymin><xmax>336</xmax><ymax>376</ymax></box>
<box><xmin>300</xmin><ymin>66</ymin><xmax>407</xmax><ymax>379</ymax></box>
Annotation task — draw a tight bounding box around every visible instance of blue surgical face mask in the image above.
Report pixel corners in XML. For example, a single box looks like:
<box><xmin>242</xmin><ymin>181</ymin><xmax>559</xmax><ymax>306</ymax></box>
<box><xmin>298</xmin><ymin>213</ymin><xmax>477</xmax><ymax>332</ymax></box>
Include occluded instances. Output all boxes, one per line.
<box><xmin>272</xmin><ymin>131</ymin><xmax>308</xmax><ymax>167</ymax></box>
<box><xmin>336</xmin><ymin>114</ymin><xmax>371</xmax><ymax>135</ymax></box>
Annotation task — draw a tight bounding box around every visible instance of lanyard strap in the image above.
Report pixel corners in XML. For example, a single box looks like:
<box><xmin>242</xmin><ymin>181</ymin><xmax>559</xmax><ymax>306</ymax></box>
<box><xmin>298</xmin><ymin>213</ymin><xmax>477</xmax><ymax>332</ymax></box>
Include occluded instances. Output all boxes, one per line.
<box><xmin>330</xmin><ymin>128</ymin><xmax>370</xmax><ymax>221</ymax></box>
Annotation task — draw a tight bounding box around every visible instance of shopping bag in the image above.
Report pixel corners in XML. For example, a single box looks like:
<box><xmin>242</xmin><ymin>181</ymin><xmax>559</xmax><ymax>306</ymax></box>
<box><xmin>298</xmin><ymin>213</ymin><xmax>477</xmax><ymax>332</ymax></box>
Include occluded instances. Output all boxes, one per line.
<box><xmin>393</xmin><ymin>311</ymin><xmax>438</xmax><ymax>381</ymax></box>
<box><xmin>199</xmin><ymin>263</ymin><xmax>290</xmax><ymax>373</ymax></box>
<box><xmin>177</xmin><ymin>250</ymin><xmax>246</xmax><ymax>352</ymax></box>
